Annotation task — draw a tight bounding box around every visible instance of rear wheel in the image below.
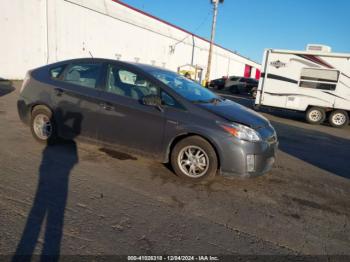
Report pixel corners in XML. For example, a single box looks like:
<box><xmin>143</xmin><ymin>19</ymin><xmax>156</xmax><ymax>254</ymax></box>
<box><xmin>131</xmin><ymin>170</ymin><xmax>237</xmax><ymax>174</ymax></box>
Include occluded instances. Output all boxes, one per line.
<box><xmin>306</xmin><ymin>107</ymin><xmax>326</xmax><ymax>125</ymax></box>
<box><xmin>328</xmin><ymin>110</ymin><xmax>349</xmax><ymax>128</ymax></box>
<box><xmin>251</xmin><ymin>88</ymin><xmax>257</xmax><ymax>99</ymax></box>
<box><xmin>30</xmin><ymin>106</ymin><xmax>57</xmax><ymax>144</ymax></box>
<box><xmin>171</xmin><ymin>136</ymin><xmax>218</xmax><ymax>180</ymax></box>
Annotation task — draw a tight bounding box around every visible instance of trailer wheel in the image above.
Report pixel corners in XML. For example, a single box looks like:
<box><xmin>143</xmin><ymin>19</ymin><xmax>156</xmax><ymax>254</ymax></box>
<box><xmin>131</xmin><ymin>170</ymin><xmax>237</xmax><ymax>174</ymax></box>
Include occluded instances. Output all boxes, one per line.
<box><xmin>251</xmin><ymin>88</ymin><xmax>258</xmax><ymax>99</ymax></box>
<box><xmin>306</xmin><ymin>107</ymin><xmax>326</xmax><ymax>125</ymax></box>
<box><xmin>329</xmin><ymin>110</ymin><xmax>349</xmax><ymax>128</ymax></box>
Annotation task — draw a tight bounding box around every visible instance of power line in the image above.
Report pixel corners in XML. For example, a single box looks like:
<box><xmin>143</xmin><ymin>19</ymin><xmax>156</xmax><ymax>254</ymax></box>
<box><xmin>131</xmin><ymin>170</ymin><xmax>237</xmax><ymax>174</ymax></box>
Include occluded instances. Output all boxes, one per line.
<box><xmin>171</xmin><ymin>10</ymin><xmax>212</xmax><ymax>48</ymax></box>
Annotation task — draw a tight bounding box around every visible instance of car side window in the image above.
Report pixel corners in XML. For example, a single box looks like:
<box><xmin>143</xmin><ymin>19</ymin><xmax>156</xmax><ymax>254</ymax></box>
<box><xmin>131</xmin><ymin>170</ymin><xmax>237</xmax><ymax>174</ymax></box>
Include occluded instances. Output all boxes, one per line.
<box><xmin>50</xmin><ymin>65</ymin><xmax>66</xmax><ymax>79</ymax></box>
<box><xmin>63</xmin><ymin>63</ymin><xmax>102</xmax><ymax>89</ymax></box>
<box><xmin>106</xmin><ymin>64</ymin><xmax>159</xmax><ymax>100</ymax></box>
<box><xmin>161</xmin><ymin>91</ymin><xmax>184</xmax><ymax>110</ymax></box>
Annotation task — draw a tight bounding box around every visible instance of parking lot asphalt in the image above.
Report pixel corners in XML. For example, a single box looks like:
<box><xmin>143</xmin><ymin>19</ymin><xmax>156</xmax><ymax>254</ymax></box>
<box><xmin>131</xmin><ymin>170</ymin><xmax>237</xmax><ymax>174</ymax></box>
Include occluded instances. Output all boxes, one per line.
<box><xmin>1</xmin><ymin>81</ymin><xmax>350</xmax><ymax>256</ymax></box>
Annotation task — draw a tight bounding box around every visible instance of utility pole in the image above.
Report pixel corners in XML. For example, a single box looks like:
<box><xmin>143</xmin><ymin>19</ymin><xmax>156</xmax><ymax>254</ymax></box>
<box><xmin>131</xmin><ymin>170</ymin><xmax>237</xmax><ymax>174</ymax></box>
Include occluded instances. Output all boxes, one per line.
<box><xmin>205</xmin><ymin>0</ymin><xmax>223</xmax><ymax>86</ymax></box>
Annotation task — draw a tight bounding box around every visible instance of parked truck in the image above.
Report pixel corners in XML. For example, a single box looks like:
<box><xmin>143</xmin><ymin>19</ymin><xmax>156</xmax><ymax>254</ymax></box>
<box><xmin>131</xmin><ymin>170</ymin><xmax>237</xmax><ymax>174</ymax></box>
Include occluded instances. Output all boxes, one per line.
<box><xmin>255</xmin><ymin>44</ymin><xmax>350</xmax><ymax>128</ymax></box>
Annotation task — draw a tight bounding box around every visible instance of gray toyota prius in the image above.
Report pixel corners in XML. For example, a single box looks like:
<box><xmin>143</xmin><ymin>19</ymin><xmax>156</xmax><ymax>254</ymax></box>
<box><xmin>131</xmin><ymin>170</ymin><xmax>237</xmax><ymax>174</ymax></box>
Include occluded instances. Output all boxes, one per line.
<box><xmin>18</xmin><ymin>58</ymin><xmax>278</xmax><ymax>180</ymax></box>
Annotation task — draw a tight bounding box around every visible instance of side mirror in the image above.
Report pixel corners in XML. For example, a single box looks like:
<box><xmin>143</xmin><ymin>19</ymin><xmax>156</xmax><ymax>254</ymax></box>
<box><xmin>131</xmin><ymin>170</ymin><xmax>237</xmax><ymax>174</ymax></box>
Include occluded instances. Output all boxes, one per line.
<box><xmin>142</xmin><ymin>94</ymin><xmax>162</xmax><ymax>107</ymax></box>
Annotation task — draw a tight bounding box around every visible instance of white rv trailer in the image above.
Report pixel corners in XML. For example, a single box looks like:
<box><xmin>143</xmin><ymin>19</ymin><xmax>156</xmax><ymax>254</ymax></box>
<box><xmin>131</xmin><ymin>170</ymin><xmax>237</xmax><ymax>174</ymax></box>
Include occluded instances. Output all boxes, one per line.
<box><xmin>255</xmin><ymin>45</ymin><xmax>350</xmax><ymax>128</ymax></box>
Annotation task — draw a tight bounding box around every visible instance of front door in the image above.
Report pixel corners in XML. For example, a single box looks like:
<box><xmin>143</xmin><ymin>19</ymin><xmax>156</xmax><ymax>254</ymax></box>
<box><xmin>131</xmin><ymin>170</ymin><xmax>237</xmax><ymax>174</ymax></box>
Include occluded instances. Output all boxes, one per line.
<box><xmin>97</xmin><ymin>63</ymin><xmax>165</xmax><ymax>157</ymax></box>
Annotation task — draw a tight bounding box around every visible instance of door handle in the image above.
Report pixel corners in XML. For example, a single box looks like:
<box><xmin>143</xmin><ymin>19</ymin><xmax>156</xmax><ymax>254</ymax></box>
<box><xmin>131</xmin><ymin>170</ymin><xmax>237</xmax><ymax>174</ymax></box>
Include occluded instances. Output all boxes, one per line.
<box><xmin>54</xmin><ymin>88</ymin><xmax>64</xmax><ymax>96</ymax></box>
<box><xmin>100</xmin><ymin>102</ymin><xmax>114</xmax><ymax>111</ymax></box>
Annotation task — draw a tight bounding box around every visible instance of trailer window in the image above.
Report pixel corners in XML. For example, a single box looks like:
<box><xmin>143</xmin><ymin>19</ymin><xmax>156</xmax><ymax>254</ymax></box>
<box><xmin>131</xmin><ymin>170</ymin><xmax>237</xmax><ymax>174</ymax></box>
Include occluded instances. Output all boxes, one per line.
<box><xmin>299</xmin><ymin>68</ymin><xmax>339</xmax><ymax>91</ymax></box>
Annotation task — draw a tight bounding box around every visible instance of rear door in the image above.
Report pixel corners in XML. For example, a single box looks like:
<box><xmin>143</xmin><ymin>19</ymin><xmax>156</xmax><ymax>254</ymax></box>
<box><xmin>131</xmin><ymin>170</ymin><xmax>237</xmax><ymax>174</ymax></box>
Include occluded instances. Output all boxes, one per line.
<box><xmin>97</xmin><ymin>63</ymin><xmax>165</xmax><ymax>157</ymax></box>
<box><xmin>50</xmin><ymin>61</ymin><xmax>103</xmax><ymax>140</ymax></box>
<box><xmin>257</xmin><ymin>51</ymin><xmax>288</xmax><ymax>108</ymax></box>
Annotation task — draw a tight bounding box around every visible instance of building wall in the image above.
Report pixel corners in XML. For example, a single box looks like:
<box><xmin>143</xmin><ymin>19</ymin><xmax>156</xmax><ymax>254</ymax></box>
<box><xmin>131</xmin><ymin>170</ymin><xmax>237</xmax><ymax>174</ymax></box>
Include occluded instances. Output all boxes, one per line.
<box><xmin>0</xmin><ymin>0</ymin><xmax>48</xmax><ymax>79</ymax></box>
<box><xmin>0</xmin><ymin>0</ymin><xmax>260</xmax><ymax>80</ymax></box>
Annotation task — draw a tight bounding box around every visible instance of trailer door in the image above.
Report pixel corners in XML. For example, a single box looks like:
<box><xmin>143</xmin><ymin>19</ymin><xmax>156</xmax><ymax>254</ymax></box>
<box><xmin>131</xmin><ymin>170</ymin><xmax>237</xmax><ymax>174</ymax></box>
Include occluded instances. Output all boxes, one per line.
<box><xmin>257</xmin><ymin>50</ymin><xmax>288</xmax><ymax>108</ymax></box>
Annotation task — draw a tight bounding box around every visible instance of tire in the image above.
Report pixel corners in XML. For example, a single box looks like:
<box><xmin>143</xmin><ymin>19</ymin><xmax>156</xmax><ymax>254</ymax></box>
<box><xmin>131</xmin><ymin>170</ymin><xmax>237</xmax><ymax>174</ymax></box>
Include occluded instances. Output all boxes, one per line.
<box><xmin>171</xmin><ymin>136</ymin><xmax>218</xmax><ymax>180</ymax></box>
<box><xmin>251</xmin><ymin>88</ymin><xmax>257</xmax><ymax>99</ymax></box>
<box><xmin>30</xmin><ymin>105</ymin><xmax>57</xmax><ymax>144</ymax></box>
<box><xmin>253</xmin><ymin>104</ymin><xmax>260</xmax><ymax>111</ymax></box>
<box><xmin>328</xmin><ymin>110</ymin><xmax>349</xmax><ymax>128</ymax></box>
<box><xmin>306</xmin><ymin>107</ymin><xmax>326</xmax><ymax>125</ymax></box>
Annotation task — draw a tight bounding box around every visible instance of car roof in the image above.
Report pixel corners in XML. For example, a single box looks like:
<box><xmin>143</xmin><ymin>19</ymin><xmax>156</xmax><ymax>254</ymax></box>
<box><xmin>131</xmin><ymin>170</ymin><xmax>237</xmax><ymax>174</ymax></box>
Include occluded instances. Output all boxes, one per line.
<box><xmin>45</xmin><ymin>58</ymin><xmax>174</xmax><ymax>73</ymax></box>
<box><xmin>130</xmin><ymin>62</ymin><xmax>175</xmax><ymax>74</ymax></box>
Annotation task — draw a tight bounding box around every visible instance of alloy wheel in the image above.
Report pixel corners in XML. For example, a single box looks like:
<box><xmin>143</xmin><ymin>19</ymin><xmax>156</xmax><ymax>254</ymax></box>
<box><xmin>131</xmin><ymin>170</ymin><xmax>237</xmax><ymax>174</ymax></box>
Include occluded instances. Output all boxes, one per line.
<box><xmin>33</xmin><ymin>113</ymin><xmax>52</xmax><ymax>140</ymax></box>
<box><xmin>177</xmin><ymin>146</ymin><xmax>209</xmax><ymax>178</ymax></box>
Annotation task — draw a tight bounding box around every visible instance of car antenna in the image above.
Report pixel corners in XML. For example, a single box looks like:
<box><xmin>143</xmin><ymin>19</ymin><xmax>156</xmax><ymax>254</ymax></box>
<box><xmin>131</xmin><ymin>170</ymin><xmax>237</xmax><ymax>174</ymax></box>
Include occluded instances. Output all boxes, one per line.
<box><xmin>89</xmin><ymin>51</ymin><xmax>94</xmax><ymax>59</ymax></box>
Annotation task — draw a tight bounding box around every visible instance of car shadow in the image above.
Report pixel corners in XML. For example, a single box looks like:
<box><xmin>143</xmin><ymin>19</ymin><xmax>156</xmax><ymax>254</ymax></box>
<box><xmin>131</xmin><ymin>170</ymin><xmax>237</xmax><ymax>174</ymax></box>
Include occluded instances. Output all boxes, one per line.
<box><xmin>272</xmin><ymin>120</ymin><xmax>350</xmax><ymax>179</ymax></box>
<box><xmin>0</xmin><ymin>79</ymin><xmax>15</xmax><ymax>97</ymax></box>
<box><xmin>12</xmin><ymin>111</ymin><xmax>82</xmax><ymax>261</ymax></box>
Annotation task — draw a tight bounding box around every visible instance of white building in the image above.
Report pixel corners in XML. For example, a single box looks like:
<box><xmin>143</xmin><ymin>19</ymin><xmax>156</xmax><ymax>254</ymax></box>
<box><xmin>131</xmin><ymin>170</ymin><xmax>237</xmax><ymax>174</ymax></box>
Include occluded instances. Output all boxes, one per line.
<box><xmin>0</xmin><ymin>0</ymin><xmax>260</xmax><ymax>81</ymax></box>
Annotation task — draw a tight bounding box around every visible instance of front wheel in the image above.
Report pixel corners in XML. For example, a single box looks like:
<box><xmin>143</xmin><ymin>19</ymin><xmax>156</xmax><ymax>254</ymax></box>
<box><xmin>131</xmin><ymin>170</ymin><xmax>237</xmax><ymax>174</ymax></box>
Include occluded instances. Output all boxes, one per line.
<box><xmin>306</xmin><ymin>107</ymin><xmax>326</xmax><ymax>125</ymax></box>
<box><xmin>171</xmin><ymin>136</ymin><xmax>218</xmax><ymax>180</ymax></box>
<box><xmin>328</xmin><ymin>110</ymin><xmax>349</xmax><ymax>128</ymax></box>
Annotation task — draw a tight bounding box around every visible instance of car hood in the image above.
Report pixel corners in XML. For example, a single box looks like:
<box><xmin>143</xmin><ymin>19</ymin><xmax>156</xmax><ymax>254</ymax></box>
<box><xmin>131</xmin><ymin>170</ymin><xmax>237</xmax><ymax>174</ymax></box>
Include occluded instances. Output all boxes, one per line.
<box><xmin>197</xmin><ymin>99</ymin><xmax>269</xmax><ymax>129</ymax></box>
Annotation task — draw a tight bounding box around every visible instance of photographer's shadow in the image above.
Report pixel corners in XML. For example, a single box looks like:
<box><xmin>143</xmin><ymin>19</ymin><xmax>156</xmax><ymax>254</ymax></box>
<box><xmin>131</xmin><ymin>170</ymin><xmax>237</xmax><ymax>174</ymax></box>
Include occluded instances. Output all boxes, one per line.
<box><xmin>13</xmin><ymin>111</ymin><xmax>82</xmax><ymax>261</ymax></box>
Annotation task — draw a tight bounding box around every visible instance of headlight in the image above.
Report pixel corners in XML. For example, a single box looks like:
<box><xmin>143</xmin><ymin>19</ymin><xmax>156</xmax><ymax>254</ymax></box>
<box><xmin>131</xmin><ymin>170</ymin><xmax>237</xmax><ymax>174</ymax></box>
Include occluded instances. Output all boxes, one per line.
<box><xmin>221</xmin><ymin>123</ymin><xmax>261</xmax><ymax>142</ymax></box>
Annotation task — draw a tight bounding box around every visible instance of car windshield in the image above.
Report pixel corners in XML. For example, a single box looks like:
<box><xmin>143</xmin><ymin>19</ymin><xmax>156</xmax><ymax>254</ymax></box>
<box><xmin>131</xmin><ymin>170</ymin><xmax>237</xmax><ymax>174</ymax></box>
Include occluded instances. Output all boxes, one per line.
<box><xmin>147</xmin><ymin>69</ymin><xmax>220</xmax><ymax>103</ymax></box>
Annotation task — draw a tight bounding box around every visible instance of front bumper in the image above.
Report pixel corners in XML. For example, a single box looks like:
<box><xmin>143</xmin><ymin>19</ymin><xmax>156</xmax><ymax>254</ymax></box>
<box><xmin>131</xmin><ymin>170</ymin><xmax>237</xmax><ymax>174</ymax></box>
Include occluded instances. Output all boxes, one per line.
<box><xmin>219</xmin><ymin>136</ymin><xmax>278</xmax><ymax>178</ymax></box>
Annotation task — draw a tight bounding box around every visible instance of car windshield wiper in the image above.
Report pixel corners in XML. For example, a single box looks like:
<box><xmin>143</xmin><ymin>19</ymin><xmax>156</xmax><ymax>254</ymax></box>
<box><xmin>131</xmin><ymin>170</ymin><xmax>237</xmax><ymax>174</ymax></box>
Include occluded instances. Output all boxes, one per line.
<box><xmin>191</xmin><ymin>99</ymin><xmax>211</xmax><ymax>104</ymax></box>
<box><xmin>208</xmin><ymin>97</ymin><xmax>223</xmax><ymax>104</ymax></box>
<box><xmin>192</xmin><ymin>97</ymin><xmax>223</xmax><ymax>104</ymax></box>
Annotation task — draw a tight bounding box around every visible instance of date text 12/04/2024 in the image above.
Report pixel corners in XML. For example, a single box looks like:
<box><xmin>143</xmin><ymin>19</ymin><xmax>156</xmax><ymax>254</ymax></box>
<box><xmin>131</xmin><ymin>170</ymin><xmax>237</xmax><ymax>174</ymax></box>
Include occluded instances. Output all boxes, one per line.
<box><xmin>127</xmin><ymin>256</ymin><xmax>220</xmax><ymax>261</ymax></box>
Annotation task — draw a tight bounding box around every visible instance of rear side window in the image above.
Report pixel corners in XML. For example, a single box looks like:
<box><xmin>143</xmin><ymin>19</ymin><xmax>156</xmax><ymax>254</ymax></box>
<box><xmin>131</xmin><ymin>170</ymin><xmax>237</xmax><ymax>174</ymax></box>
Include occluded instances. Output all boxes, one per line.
<box><xmin>118</xmin><ymin>70</ymin><xmax>137</xmax><ymax>85</ymax></box>
<box><xmin>299</xmin><ymin>68</ymin><xmax>339</xmax><ymax>91</ymax></box>
<box><xmin>63</xmin><ymin>63</ymin><xmax>102</xmax><ymax>89</ymax></box>
<box><xmin>50</xmin><ymin>65</ymin><xmax>66</xmax><ymax>79</ymax></box>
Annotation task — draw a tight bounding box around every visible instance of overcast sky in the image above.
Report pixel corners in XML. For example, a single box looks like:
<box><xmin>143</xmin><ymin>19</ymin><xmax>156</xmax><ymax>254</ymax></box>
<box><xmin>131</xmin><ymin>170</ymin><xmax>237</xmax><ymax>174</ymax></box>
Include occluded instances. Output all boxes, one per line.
<box><xmin>120</xmin><ymin>0</ymin><xmax>350</xmax><ymax>63</ymax></box>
